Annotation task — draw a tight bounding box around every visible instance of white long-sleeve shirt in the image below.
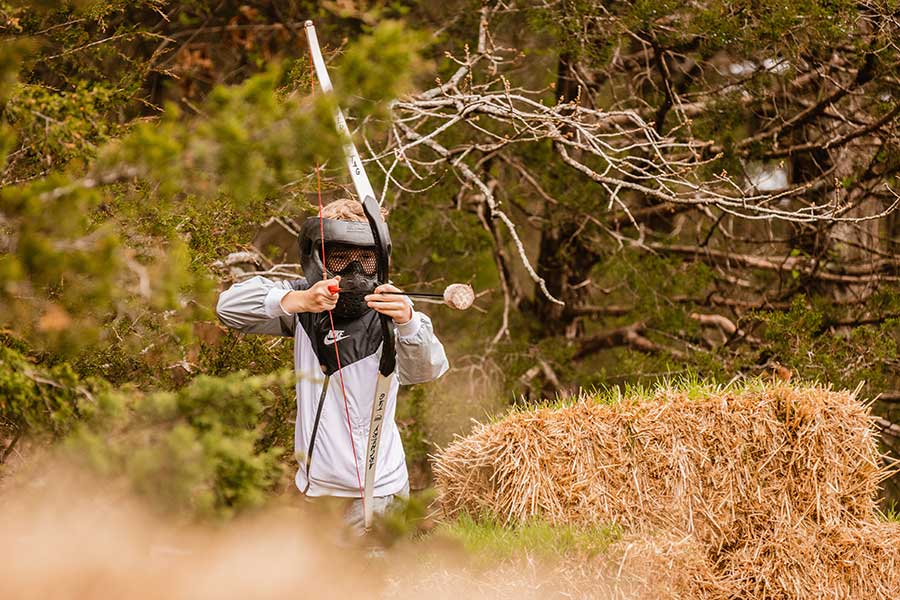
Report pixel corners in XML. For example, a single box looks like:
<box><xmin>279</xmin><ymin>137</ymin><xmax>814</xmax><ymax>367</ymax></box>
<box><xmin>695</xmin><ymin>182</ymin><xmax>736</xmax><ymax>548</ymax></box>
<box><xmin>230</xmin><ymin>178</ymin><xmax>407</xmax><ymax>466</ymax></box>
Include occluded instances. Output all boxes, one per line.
<box><xmin>216</xmin><ymin>276</ymin><xmax>449</xmax><ymax>497</ymax></box>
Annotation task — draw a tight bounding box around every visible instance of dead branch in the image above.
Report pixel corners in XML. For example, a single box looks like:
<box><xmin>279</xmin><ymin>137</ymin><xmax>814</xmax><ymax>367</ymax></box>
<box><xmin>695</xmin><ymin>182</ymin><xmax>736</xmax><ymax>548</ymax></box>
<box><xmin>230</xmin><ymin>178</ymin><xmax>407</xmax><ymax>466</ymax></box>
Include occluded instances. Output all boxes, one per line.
<box><xmin>649</xmin><ymin>243</ymin><xmax>900</xmax><ymax>283</ymax></box>
<box><xmin>573</xmin><ymin>321</ymin><xmax>686</xmax><ymax>361</ymax></box>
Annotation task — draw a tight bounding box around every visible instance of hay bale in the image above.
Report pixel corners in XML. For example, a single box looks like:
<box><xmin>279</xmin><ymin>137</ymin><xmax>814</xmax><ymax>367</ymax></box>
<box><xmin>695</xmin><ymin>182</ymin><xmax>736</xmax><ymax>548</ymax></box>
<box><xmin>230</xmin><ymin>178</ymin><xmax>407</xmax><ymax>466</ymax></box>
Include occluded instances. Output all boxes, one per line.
<box><xmin>435</xmin><ymin>384</ymin><xmax>884</xmax><ymax>532</ymax></box>
<box><xmin>433</xmin><ymin>383</ymin><xmax>900</xmax><ymax>599</ymax></box>
<box><xmin>716</xmin><ymin>521</ymin><xmax>900</xmax><ymax>598</ymax></box>
<box><xmin>595</xmin><ymin>532</ymin><xmax>735</xmax><ymax>600</ymax></box>
<box><xmin>594</xmin><ymin>522</ymin><xmax>900</xmax><ymax>600</ymax></box>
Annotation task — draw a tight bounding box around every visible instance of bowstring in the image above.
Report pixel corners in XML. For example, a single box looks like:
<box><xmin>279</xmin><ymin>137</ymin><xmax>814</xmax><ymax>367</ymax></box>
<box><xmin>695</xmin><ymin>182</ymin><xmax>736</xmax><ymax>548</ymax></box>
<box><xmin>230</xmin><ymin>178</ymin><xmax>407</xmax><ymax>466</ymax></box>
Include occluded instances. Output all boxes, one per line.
<box><xmin>308</xmin><ymin>49</ymin><xmax>366</xmax><ymax>511</ymax></box>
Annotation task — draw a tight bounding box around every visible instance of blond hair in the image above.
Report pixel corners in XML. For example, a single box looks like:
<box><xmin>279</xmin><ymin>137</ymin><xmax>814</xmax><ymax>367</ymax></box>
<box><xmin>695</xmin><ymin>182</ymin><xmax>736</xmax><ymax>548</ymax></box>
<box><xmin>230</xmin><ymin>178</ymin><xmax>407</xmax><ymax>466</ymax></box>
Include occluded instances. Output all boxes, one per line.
<box><xmin>320</xmin><ymin>198</ymin><xmax>389</xmax><ymax>222</ymax></box>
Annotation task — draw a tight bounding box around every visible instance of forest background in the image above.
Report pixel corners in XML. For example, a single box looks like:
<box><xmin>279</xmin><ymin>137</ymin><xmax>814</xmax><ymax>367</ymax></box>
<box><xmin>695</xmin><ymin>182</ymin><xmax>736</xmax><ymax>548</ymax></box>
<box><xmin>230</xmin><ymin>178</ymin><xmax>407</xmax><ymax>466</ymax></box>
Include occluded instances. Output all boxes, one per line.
<box><xmin>2</xmin><ymin>0</ymin><xmax>899</xmax><ymax>519</ymax></box>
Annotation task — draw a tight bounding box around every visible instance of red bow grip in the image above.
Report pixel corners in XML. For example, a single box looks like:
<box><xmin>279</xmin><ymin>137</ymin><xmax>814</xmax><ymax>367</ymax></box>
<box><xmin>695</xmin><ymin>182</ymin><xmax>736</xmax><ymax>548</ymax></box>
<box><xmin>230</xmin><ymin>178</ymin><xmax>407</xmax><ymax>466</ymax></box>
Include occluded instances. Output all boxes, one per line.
<box><xmin>328</xmin><ymin>285</ymin><xmax>340</xmax><ymax>295</ymax></box>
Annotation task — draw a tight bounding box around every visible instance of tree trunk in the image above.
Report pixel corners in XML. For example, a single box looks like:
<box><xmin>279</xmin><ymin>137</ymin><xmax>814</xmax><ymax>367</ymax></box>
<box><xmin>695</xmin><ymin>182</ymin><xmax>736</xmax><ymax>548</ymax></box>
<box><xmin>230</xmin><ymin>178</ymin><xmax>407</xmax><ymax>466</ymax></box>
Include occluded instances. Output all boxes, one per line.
<box><xmin>533</xmin><ymin>54</ymin><xmax>597</xmax><ymax>338</ymax></box>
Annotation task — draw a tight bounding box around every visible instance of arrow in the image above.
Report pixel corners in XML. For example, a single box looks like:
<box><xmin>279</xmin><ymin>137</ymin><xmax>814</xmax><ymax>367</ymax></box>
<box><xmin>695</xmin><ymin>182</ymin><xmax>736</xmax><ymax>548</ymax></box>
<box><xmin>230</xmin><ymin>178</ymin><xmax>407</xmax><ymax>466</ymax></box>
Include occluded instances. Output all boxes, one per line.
<box><xmin>327</xmin><ymin>283</ymin><xmax>475</xmax><ymax>310</ymax></box>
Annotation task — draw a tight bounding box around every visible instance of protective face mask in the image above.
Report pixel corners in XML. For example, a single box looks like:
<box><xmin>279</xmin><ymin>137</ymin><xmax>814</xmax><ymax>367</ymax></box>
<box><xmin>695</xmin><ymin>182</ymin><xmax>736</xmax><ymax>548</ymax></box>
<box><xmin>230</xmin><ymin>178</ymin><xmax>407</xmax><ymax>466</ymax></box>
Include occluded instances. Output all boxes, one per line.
<box><xmin>330</xmin><ymin>260</ymin><xmax>377</xmax><ymax>319</ymax></box>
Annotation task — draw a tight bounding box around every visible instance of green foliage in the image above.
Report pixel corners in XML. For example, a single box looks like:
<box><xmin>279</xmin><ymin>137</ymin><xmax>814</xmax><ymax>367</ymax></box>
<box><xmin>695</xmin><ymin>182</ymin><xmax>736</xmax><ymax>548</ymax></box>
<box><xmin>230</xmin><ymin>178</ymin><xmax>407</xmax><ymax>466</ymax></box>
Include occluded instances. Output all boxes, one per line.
<box><xmin>395</xmin><ymin>385</ymin><xmax>430</xmax><ymax>463</ymax></box>
<box><xmin>1</xmin><ymin>333</ymin><xmax>293</xmax><ymax>518</ymax></box>
<box><xmin>436</xmin><ymin>512</ymin><xmax>621</xmax><ymax>563</ymax></box>
<box><xmin>0</xmin><ymin>343</ymin><xmax>107</xmax><ymax>439</ymax></box>
<box><xmin>597</xmin><ymin>250</ymin><xmax>713</xmax><ymax>336</ymax></box>
<box><xmin>107</xmin><ymin>68</ymin><xmax>342</xmax><ymax>202</ymax></box>
<box><xmin>520</xmin><ymin>373</ymin><xmax>776</xmax><ymax>412</ymax></box>
<box><xmin>201</xmin><ymin>330</ymin><xmax>293</xmax><ymax>376</ymax></box>
<box><xmin>535</xmin><ymin>0</ymin><xmax>860</xmax><ymax>59</ymax></box>
<box><xmin>0</xmin><ymin>39</ymin><xmax>26</xmax><ymax>104</ymax></box>
<box><xmin>0</xmin><ymin>177</ymin><xmax>121</xmax><ymax>351</ymax></box>
<box><xmin>524</xmin><ymin>0</ymin><xmax>618</xmax><ymax>63</ymax></box>
<box><xmin>4</xmin><ymin>81</ymin><xmax>123</xmax><ymax>176</ymax></box>
<box><xmin>68</xmin><ymin>371</ymin><xmax>293</xmax><ymax>519</ymax></box>
<box><xmin>336</xmin><ymin>20</ymin><xmax>429</xmax><ymax>118</ymax></box>
<box><xmin>371</xmin><ymin>487</ymin><xmax>437</xmax><ymax>545</ymax></box>
<box><xmin>690</xmin><ymin>0</ymin><xmax>858</xmax><ymax>54</ymax></box>
<box><xmin>756</xmin><ymin>297</ymin><xmax>899</xmax><ymax>390</ymax></box>
<box><xmin>884</xmin><ymin>504</ymin><xmax>900</xmax><ymax>523</ymax></box>
<box><xmin>691</xmin><ymin>92</ymin><xmax>749</xmax><ymax>161</ymax></box>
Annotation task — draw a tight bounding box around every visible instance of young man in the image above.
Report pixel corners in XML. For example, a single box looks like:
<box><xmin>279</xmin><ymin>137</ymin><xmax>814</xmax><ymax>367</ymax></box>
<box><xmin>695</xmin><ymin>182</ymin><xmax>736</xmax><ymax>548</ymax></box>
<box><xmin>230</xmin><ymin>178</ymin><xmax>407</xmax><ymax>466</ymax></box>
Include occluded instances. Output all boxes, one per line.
<box><xmin>216</xmin><ymin>199</ymin><xmax>448</xmax><ymax>532</ymax></box>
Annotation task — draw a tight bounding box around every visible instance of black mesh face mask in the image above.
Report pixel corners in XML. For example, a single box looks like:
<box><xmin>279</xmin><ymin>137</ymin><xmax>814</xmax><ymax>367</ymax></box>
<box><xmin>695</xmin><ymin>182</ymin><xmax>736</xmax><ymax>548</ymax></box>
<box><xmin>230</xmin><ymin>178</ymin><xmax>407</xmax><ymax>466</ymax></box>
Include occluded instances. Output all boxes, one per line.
<box><xmin>324</xmin><ymin>244</ymin><xmax>377</xmax><ymax>277</ymax></box>
<box><xmin>325</xmin><ymin>243</ymin><xmax>378</xmax><ymax>319</ymax></box>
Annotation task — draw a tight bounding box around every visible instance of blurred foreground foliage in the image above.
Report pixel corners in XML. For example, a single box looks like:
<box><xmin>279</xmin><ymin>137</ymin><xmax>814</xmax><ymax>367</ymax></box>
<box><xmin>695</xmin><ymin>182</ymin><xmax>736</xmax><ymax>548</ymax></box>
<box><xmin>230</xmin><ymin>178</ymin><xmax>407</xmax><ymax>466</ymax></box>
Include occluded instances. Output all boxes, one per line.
<box><xmin>1</xmin><ymin>335</ymin><xmax>294</xmax><ymax>517</ymax></box>
<box><xmin>0</xmin><ymin>0</ymin><xmax>426</xmax><ymax>518</ymax></box>
<box><xmin>69</xmin><ymin>371</ymin><xmax>294</xmax><ymax>519</ymax></box>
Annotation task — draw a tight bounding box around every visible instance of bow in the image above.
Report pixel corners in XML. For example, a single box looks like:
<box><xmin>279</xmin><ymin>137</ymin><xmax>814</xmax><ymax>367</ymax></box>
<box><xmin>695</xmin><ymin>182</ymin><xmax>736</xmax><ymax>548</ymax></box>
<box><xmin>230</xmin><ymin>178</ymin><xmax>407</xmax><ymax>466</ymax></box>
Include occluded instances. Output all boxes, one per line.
<box><xmin>360</xmin><ymin>196</ymin><xmax>396</xmax><ymax>529</ymax></box>
<box><xmin>305</xmin><ymin>21</ymin><xmax>396</xmax><ymax>531</ymax></box>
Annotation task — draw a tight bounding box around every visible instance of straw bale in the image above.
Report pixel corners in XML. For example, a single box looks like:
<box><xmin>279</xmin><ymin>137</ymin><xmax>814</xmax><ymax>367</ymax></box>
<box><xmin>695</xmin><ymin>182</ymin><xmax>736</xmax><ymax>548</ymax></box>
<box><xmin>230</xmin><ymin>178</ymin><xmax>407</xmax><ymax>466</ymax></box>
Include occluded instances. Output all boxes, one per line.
<box><xmin>435</xmin><ymin>385</ymin><xmax>883</xmax><ymax>531</ymax></box>
<box><xmin>433</xmin><ymin>383</ymin><xmax>900</xmax><ymax>599</ymax></box>
<box><xmin>592</xmin><ymin>522</ymin><xmax>900</xmax><ymax>600</ymax></box>
<box><xmin>594</xmin><ymin>532</ymin><xmax>735</xmax><ymax>600</ymax></box>
<box><xmin>715</xmin><ymin>521</ymin><xmax>900</xmax><ymax>598</ymax></box>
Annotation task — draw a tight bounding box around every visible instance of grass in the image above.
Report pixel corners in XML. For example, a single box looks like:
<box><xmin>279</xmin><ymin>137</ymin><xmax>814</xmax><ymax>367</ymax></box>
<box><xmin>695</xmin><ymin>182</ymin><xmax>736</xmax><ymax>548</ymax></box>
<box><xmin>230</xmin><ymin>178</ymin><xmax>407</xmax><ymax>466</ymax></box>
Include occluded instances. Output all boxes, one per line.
<box><xmin>517</xmin><ymin>372</ymin><xmax>788</xmax><ymax>414</ymax></box>
<box><xmin>434</xmin><ymin>512</ymin><xmax>621</xmax><ymax>563</ymax></box>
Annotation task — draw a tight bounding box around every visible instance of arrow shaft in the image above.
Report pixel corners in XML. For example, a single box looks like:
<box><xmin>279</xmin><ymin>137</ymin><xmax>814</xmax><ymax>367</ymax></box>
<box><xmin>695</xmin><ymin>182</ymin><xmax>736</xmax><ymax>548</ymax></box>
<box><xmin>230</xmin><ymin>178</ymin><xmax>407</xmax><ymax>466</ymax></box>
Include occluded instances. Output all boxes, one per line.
<box><xmin>327</xmin><ymin>284</ymin><xmax>442</xmax><ymax>299</ymax></box>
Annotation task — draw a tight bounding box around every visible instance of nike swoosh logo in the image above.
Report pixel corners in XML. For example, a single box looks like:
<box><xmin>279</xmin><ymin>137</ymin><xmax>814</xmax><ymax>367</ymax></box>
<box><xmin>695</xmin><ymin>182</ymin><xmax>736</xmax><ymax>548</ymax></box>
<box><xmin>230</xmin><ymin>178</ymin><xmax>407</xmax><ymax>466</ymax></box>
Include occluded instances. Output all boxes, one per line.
<box><xmin>323</xmin><ymin>330</ymin><xmax>351</xmax><ymax>346</ymax></box>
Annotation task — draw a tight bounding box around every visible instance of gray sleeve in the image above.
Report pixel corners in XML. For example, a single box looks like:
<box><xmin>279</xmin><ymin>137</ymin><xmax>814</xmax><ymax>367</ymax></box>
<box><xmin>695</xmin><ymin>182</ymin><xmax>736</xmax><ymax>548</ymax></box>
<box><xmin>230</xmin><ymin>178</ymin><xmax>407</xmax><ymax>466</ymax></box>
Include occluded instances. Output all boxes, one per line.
<box><xmin>215</xmin><ymin>276</ymin><xmax>306</xmax><ymax>337</ymax></box>
<box><xmin>394</xmin><ymin>311</ymin><xmax>450</xmax><ymax>385</ymax></box>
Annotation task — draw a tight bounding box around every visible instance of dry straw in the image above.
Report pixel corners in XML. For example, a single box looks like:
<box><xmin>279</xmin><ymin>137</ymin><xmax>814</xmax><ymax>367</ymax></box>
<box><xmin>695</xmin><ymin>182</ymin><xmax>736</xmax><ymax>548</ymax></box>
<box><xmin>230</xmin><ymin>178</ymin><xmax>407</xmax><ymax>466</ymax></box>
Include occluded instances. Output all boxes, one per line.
<box><xmin>433</xmin><ymin>383</ymin><xmax>900</xmax><ymax>599</ymax></box>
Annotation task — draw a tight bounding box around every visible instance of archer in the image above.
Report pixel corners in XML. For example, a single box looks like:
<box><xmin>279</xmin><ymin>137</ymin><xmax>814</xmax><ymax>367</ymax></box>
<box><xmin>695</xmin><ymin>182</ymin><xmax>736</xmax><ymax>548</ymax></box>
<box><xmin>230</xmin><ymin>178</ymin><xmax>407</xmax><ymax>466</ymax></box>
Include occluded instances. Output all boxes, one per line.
<box><xmin>216</xmin><ymin>198</ymin><xmax>448</xmax><ymax>535</ymax></box>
